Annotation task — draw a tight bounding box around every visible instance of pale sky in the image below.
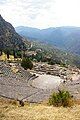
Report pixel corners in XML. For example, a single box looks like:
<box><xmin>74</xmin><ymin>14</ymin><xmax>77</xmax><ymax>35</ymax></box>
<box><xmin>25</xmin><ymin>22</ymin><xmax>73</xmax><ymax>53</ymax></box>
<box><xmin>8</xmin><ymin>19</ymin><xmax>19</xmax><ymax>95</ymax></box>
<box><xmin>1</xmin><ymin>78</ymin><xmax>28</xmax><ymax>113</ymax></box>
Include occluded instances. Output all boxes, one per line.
<box><xmin>0</xmin><ymin>0</ymin><xmax>80</xmax><ymax>29</ymax></box>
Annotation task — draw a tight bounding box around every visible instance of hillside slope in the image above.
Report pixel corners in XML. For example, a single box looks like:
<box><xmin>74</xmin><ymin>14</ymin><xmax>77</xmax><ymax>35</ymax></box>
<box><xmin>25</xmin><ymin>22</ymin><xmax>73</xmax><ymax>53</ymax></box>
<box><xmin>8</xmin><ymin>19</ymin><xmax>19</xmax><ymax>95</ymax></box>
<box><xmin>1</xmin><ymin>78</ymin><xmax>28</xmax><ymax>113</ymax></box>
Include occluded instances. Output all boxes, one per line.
<box><xmin>15</xmin><ymin>26</ymin><xmax>80</xmax><ymax>55</ymax></box>
<box><xmin>0</xmin><ymin>15</ymin><xmax>29</xmax><ymax>51</ymax></box>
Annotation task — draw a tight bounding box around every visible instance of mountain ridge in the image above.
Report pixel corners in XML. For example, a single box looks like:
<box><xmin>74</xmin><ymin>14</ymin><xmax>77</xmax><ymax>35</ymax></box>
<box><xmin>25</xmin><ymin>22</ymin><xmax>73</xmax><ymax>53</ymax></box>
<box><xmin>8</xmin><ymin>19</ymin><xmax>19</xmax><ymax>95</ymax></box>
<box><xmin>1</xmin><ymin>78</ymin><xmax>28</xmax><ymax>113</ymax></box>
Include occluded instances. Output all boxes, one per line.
<box><xmin>15</xmin><ymin>26</ymin><xmax>80</xmax><ymax>55</ymax></box>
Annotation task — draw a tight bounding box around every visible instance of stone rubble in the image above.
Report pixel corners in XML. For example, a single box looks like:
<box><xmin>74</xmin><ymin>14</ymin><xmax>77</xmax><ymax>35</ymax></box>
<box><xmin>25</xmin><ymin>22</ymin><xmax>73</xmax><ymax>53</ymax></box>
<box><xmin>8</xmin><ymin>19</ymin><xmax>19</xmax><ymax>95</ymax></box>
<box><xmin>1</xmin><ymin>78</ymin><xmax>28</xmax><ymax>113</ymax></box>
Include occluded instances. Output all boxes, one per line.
<box><xmin>32</xmin><ymin>62</ymin><xmax>80</xmax><ymax>81</ymax></box>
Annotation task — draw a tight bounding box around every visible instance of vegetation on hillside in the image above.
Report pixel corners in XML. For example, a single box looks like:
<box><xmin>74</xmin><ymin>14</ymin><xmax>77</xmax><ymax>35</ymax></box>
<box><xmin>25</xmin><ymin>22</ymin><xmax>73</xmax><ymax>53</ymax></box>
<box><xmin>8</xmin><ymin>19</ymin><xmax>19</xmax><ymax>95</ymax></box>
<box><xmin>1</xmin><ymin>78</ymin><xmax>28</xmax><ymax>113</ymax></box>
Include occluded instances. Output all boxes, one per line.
<box><xmin>0</xmin><ymin>40</ymin><xmax>80</xmax><ymax>69</ymax></box>
<box><xmin>29</xmin><ymin>41</ymin><xmax>80</xmax><ymax>68</ymax></box>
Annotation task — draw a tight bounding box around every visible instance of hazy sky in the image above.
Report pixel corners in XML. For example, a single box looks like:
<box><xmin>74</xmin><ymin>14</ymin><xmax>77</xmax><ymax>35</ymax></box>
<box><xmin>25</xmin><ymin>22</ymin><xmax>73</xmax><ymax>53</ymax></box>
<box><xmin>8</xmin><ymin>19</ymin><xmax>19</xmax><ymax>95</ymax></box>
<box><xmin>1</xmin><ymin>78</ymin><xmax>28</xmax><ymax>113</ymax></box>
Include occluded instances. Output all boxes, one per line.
<box><xmin>0</xmin><ymin>0</ymin><xmax>80</xmax><ymax>29</ymax></box>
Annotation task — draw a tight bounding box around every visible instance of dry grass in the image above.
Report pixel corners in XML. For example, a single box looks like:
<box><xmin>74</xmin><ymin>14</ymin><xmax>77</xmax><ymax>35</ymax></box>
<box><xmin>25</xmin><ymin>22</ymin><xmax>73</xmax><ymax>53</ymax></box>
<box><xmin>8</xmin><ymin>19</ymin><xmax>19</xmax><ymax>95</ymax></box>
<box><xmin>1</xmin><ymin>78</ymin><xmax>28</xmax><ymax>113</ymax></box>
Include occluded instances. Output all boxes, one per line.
<box><xmin>0</xmin><ymin>97</ymin><xmax>80</xmax><ymax>120</ymax></box>
<box><xmin>0</xmin><ymin>53</ymin><xmax>21</xmax><ymax>61</ymax></box>
<box><xmin>0</xmin><ymin>53</ymin><xmax>14</xmax><ymax>61</ymax></box>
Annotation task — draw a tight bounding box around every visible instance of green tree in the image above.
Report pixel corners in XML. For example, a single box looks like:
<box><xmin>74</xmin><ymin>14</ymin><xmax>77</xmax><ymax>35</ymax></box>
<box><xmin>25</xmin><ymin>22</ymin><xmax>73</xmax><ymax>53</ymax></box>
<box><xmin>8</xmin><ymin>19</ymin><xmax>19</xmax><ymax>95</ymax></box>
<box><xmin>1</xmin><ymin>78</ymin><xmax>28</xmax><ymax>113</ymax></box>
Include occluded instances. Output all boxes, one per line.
<box><xmin>21</xmin><ymin>58</ymin><xmax>33</xmax><ymax>70</ymax></box>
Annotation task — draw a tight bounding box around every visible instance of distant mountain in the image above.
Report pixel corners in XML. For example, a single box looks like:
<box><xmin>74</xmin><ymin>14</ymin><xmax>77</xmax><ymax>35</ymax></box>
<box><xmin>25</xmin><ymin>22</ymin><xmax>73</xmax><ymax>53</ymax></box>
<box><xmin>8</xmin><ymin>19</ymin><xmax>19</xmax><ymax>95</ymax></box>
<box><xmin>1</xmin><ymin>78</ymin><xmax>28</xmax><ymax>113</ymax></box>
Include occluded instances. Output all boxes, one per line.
<box><xmin>15</xmin><ymin>26</ymin><xmax>80</xmax><ymax>55</ymax></box>
<box><xmin>15</xmin><ymin>26</ymin><xmax>41</xmax><ymax>41</ymax></box>
<box><xmin>0</xmin><ymin>15</ymin><xmax>29</xmax><ymax>51</ymax></box>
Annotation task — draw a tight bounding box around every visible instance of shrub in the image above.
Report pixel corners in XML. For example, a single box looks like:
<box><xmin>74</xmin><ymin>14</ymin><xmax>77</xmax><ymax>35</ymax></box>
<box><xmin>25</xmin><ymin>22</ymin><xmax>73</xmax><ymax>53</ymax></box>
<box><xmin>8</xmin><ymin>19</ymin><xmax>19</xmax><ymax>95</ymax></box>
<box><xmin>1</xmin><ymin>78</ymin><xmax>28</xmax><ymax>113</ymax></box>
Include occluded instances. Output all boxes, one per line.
<box><xmin>49</xmin><ymin>90</ymin><xmax>73</xmax><ymax>107</ymax></box>
<box><xmin>48</xmin><ymin>59</ymin><xmax>61</xmax><ymax>65</ymax></box>
<box><xmin>21</xmin><ymin>58</ymin><xmax>33</xmax><ymax>70</ymax></box>
<box><xmin>60</xmin><ymin>62</ymin><xmax>68</xmax><ymax>68</ymax></box>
